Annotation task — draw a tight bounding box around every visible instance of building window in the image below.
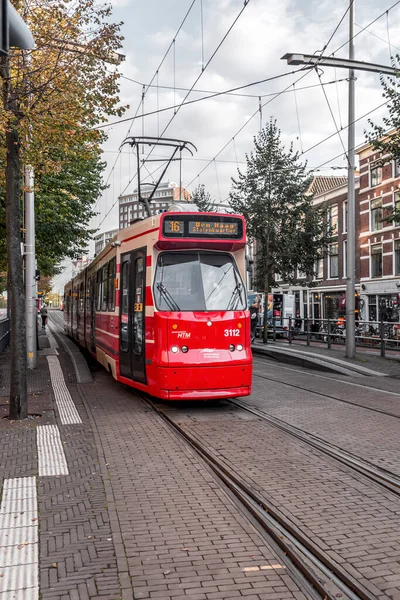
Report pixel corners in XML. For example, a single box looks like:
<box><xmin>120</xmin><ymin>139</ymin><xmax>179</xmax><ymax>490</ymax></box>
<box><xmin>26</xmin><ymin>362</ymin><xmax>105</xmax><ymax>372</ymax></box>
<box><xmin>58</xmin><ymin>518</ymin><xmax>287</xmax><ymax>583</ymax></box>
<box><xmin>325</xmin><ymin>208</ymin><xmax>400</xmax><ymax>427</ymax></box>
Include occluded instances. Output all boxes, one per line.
<box><xmin>343</xmin><ymin>240</ymin><xmax>347</xmax><ymax>278</ymax></box>
<box><xmin>371</xmin><ymin>245</ymin><xmax>382</xmax><ymax>278</ymax></box>
<box><xmin>328</xmin><ymin>204</ymin><xmax>338</xmax><ymax>235</ymax></box>
<box><xmin>395</xmin><ymin>240</ymin><xmax>400</xmax><ymax>276</ymax></box>
<box><xmin>343</xmin><ymin>201</ymin><xmax>347</xmax><ymax>233</ymax></box>
<box><xmin>394</xmin><ymin>191</ymin><xmax>400</xmax><ymax>226</ymax></box>
<box><xmin>371</xmin><ymin>198</ymin><xmax>383</xmax><ymax>232</ymax></box>
<box><xmin>329</xmin><ymin>244</ymin><xmax>339</xmax><ymax>278</ymax></box>
<box><xmin>368</xmin><ymin>295</ymin><xmax>377</xmax><ymax>322</ymax></box>
<box><xmin>370</xmin><ymin>163</ymin><xmax>382</xmax><ymax>187</ymax></box>
<box><xmin>314</xmin><ymin>258</ymin><xmax>323</xmax><ymax>280</ymax></box>
<box><xmin>394</xmin><ymin>159</ymin><xmax>400</xmax><ymax>178</ymax></box>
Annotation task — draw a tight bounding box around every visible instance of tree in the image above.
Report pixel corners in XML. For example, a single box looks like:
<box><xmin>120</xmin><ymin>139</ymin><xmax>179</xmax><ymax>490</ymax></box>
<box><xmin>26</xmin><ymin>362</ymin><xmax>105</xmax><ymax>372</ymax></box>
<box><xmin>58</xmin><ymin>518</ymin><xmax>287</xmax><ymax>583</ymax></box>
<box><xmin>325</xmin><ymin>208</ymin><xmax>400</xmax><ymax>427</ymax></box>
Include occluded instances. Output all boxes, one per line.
<box><xmin>366</xmin><ymin>64</ymin><xmax>400</xmax><ymax>223</ymax></box>
<box><xmin>229</xmin><ymin>119</ymin><xmax>328</xmax><ymax>343</ymax></box>
<box><xmin>0</xmin><ymin>0</ymin><xmax>126</xmax><ymax>419</ymax></box>
<box><xmin>191</xmin><ymin>184</ymin><xmax>216</xmax><ymax>212</ymax></box>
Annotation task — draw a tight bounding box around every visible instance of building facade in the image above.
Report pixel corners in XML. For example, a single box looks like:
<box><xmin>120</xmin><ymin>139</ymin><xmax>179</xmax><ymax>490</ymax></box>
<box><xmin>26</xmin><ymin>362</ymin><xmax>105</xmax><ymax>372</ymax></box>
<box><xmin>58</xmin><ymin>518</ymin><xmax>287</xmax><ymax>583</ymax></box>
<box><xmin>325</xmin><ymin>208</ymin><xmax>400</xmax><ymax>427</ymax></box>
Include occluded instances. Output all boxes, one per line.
<box><xmin>357</xmin><ymin>142</ymin><xmax>400</xmax><ymax>323</ymax></box>
<box><xmin>273</xmin><ymin>175</ymin><xmax>355</xmax><ymax>325</ymax></box>
<box><xmin>94</xmin><ymin>229</ymin><xmax>119</xmax><ymax>255</ymax></box>
<box><xmin>119</xmin><ymin>181</ymin><xmax>191</xmax><ymax>230</ymax></box>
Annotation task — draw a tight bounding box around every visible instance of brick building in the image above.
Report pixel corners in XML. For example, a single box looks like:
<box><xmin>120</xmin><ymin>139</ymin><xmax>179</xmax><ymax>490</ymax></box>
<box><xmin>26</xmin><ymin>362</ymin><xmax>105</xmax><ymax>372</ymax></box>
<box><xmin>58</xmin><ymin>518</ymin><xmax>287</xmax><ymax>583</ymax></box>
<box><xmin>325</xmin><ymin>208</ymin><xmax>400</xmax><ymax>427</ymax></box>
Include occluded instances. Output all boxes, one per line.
<box><xmin>357</xmin><ymin>140</ymin><xmax>400</xmax><ymax>323</ymax></box>
<box><xmin>273</xmin><ymin>175</ymin><xmax>355</xmax><ymax>324</ymax></box>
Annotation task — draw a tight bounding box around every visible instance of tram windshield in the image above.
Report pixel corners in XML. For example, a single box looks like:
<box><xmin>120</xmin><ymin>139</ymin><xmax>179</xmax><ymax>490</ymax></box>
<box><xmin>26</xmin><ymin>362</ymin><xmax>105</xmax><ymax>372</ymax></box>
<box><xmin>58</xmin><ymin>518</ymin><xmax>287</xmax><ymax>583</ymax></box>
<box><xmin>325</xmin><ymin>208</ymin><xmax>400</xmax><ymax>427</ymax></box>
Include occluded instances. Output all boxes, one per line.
<box><xmin>154</xmin><ymin>252</ymin><xmax>246</xmax><ymax>311</ymax></box>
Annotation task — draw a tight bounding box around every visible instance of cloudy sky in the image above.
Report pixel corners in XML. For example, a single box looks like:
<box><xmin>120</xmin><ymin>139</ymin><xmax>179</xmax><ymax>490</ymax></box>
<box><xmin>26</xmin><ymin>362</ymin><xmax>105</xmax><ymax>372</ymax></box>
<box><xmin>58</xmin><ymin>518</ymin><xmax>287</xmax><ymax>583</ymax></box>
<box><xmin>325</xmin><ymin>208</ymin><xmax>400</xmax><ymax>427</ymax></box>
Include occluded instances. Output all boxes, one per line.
<box><xmin>53</xmin><ymin>0</ymin><xmax>400</xmax><ymax>291</ymax></box>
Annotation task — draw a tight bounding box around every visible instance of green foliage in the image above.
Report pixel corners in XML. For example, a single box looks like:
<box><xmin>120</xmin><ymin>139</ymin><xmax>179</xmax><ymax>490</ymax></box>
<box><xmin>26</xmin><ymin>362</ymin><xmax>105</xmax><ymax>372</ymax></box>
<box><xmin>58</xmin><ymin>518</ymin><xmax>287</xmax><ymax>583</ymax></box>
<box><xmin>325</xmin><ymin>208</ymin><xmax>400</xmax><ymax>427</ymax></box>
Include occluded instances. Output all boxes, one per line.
<box><xmin>191</xmin><ymin>184</ymin><xmax>216</xmax><ymax>212</ymax></box>
<box><xmin>366</xmin><ymin>60</ymin><xmax>400</xmax><ymax>223</ymax></box>
<box><xmin>34</xmin><ymin>147</ymin><xmax>105</xmax><ymax>276</ymax></box>
<box><xmin>229</xmin><ymin>119</ymin><xmax>328</xmax><ymax>290</ymax></box>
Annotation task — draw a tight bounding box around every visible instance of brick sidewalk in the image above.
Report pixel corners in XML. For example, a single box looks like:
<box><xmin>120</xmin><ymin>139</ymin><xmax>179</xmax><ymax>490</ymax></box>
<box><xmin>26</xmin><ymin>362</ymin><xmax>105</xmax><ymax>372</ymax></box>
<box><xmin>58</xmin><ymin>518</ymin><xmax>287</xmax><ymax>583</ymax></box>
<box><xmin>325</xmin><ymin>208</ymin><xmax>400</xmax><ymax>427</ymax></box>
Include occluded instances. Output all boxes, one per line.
<box><xmin>252</xmin><ymin>338</ymin><xmax>400</xmax><ymax>377</ymax></box>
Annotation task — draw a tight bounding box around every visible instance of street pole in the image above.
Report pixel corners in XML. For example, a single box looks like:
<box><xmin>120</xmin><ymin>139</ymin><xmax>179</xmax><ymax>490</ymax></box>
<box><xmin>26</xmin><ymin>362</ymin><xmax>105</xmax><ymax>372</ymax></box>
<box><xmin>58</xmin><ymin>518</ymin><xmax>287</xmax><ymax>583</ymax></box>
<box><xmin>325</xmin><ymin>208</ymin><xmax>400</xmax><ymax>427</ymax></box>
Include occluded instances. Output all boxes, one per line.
<box><xmin>25</xmin><ymin>163</ymin><xmax>36</xmax><ymax>368</ymax></box>
<box><xmin>346</xmin><ymin>0</ymin><xmax>356</xmax><ymax>359</ymax></box>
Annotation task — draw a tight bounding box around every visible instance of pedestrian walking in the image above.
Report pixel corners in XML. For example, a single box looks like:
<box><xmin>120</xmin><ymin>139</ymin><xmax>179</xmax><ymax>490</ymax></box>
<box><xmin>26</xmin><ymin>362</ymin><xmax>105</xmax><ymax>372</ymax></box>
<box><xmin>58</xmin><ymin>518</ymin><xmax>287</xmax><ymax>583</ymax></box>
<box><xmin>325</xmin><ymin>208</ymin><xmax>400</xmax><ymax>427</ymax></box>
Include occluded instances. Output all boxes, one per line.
<box><xmin>250</xmin><ymin>295</ymin><xmax>260</xmax><ymax>342</ymax></box>
<box><xmin>40</xmin><ymin>304</ymin><xmax>48</xmax><ymax>330</ymax></box>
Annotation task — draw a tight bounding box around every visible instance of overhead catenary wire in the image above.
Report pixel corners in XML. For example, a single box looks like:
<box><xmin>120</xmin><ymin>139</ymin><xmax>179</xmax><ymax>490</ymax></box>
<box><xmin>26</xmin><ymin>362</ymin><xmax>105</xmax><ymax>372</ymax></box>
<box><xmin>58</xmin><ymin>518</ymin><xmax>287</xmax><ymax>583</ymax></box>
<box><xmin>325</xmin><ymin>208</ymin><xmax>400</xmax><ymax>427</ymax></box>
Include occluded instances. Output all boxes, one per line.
<box><xmin>118</xmin><ymin>0</ymin><xmax>253</xmax><ymax>200</ymax></box>
<box><xmin>95</xmin><ymin>74</ymin><xmax>348</xmax><ymax>131</ymax></box>
<box><xmin>316</xmin><ymin>68</ymin><xmax>349</xmax><ymax>164</ymax></box>
<box><xmin>185</xmin><ymin>1</ymin><xmax>398</xmax><ymax>189</ymax></box>
<box><xmin>94</xmin><ymin>0</ymin><xmax>198</xmax><ymax>218</ymax></box>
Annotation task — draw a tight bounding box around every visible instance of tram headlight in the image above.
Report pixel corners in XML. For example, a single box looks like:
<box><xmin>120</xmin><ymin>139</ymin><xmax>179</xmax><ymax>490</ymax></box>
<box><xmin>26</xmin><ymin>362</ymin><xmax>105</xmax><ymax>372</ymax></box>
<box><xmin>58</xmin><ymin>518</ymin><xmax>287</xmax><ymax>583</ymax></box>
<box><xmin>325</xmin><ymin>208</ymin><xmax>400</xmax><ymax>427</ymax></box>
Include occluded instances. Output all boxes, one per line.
<box><xmin>171</xmin><ymin>345</ymin><xmax>179</xmax><ymax>353</ymax></box>
<box><xmin>236</xmin><ymin>344</ymin><xmax>243</xmax><ymax>351</ymax></box>
<box><xmin>181</xmin><ymin>346</ymin><xmax>189</xmax><ymax>353</ymax></box>
<box><xmin>229</xmin><ymin>344</ymin><xmax>235</xmax><ymax>352</ymax></box>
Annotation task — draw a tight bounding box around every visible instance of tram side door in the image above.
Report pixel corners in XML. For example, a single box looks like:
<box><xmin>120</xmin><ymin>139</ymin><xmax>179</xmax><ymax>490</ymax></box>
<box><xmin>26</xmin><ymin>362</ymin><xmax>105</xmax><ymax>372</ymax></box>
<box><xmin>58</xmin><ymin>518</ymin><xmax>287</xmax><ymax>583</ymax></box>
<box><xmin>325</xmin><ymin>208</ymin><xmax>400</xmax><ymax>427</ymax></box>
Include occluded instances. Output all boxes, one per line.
<box><xmin>119</xmin><ymin>249</ymin><xmax>146</xmax><ymax>383</ymax></box>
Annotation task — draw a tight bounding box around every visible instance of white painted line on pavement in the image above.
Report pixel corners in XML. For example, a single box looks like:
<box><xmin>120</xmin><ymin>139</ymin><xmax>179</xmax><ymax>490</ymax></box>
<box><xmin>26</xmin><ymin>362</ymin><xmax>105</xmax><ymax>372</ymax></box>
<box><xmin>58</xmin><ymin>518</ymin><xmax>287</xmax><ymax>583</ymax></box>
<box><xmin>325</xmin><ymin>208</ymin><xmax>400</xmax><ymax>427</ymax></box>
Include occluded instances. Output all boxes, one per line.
<box><xmin>46</xmin><ymin>355</ymin><xmax>82</xmax><ymax>424</ymax></box>
<box><xmin>0</xmin><ymin>476</ymin><xmax>39</xmax><ymax>600</ymax></box>
<box><xmin>37</xmin><ymin>424</ymin><xmax>69</xmax><ymax>477</ymax></box>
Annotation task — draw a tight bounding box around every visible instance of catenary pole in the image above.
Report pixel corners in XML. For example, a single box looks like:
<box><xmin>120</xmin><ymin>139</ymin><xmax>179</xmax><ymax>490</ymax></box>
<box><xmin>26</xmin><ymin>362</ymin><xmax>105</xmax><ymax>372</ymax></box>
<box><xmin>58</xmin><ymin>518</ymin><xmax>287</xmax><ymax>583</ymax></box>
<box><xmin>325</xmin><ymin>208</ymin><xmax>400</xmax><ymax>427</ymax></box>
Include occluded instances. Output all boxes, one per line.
<box><xmin>346</xmin><ymin>0</ymin><xmax>356</xmax><ymax>358</ymax></box>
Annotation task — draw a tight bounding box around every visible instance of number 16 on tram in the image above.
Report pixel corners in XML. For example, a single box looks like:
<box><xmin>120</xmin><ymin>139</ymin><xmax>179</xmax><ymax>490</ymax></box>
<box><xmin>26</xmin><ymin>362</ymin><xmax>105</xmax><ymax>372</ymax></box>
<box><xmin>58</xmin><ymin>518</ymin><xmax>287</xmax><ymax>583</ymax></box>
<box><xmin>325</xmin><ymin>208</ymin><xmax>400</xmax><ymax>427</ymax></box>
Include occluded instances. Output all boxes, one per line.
<box><xmin>64</xmin><ymin>210</ymin><xmax>252</xmax><ymax>400</ymax></box>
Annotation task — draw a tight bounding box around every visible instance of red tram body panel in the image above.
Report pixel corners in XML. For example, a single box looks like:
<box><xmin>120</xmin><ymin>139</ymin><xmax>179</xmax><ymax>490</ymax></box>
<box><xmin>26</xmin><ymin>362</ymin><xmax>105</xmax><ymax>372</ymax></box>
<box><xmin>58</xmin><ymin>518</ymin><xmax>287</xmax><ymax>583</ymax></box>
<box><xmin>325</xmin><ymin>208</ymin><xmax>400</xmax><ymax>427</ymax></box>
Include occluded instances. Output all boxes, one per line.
<box><xmin>64</xmin><ymin>211</ymin><xmax>252</xmax><ymax>400</ymax></box>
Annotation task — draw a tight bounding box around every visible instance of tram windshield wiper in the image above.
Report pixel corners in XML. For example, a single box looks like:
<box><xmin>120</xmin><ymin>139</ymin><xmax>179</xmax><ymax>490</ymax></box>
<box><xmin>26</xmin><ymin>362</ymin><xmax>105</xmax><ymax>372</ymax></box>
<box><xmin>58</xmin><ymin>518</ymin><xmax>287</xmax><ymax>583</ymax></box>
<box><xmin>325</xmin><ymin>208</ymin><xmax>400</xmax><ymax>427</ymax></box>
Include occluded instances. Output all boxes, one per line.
<box><xmin>156</xmin><ymin>283</ymin><xmax>181</xmax><ymax>311</ymax></box>
<box><xmin>227</xmin><ymin>281</ymin><xmax>243</xmax><ymax>311</ymax></box>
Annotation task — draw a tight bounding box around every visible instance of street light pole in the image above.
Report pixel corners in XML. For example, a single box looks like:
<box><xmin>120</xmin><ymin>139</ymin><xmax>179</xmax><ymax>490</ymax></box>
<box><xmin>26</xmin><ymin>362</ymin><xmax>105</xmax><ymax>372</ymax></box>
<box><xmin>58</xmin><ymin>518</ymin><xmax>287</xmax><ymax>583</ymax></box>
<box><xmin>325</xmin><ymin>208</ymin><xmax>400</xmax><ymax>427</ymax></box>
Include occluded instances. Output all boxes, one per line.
<box><xmin>24</xmin><ymin>163</ymin><xmax>36</xmax><ymax>368</ymax></box>
<box><xmin>346</xmin><ymin>0</ymin><xmax>356</xmax><ymax>358</ymax></box>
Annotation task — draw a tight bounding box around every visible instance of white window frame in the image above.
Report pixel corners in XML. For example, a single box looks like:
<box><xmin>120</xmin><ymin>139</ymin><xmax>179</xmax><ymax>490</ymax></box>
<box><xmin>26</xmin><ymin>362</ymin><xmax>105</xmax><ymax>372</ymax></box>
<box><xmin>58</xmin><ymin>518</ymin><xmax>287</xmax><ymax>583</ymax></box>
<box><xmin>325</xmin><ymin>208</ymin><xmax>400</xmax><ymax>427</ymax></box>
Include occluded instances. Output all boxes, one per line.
<box><xmin>370</xmin><ymin>162</ymin><xmax>383</xmax><ymax>187</ymax></box>
<box><xmin>343</xmin><ymin>240</ymin><xmax>347</xmax><ymax>279</ymax></box>
<box><xmin>394</xmin><ymin>239</ymin><xmax>400</xmax><ymax>276</ymax></box>
<box><xmin>343</xmin><ymin>201</ymin><xmax>347</xmax><ymax>233</ymax></box>
<box><xmin>328</xmin><ymin>243</ymin><xmax>339</xmax><ymax>279</ymax></box>
<box><xmin>370</xmin><ymin>197</ymin><xmax>383</xmax><ymax>232</ymax></box>
<box><xmin>327</xmin><ymin>204</ymin><xmax>339</xmax><ymax>236</ymax></box>
<box><xmin>370</xmin><ymin>244</ymin><xmax>383</xmax><ymax>279</ymax></box>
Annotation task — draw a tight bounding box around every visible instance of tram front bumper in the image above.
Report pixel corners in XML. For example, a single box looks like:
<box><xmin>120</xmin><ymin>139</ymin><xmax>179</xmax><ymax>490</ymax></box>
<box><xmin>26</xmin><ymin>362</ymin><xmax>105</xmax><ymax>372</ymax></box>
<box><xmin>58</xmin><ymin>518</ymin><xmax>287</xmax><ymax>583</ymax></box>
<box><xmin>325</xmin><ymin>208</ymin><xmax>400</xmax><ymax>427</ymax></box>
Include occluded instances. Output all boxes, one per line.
<box><xmin>157</xmin><ymin>363</ymin><xmax>252</xmax><ymax>400</ymax></box>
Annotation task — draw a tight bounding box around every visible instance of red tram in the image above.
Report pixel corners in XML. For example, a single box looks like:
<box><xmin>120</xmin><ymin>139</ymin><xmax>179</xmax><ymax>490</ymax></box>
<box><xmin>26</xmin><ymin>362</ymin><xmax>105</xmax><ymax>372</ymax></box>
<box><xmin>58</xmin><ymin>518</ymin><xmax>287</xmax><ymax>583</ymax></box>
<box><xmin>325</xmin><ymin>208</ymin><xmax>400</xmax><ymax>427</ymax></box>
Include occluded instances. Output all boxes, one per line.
<box><xmin>64</xmin><ymin>210</ymin><xmax>252</xmax><ymax>400</ymax></box>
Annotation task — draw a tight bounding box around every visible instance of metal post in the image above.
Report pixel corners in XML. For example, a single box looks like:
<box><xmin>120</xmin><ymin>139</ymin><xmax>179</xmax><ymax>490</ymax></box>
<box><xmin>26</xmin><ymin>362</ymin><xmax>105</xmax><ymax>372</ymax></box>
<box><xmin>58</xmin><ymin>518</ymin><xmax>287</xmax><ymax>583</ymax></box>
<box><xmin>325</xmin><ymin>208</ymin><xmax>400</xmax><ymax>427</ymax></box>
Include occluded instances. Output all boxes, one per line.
<box><xmin>273</xmin><ymin>316</ymin><xmax>276</xmax><ymax>342</ymax></box>
<box><xmin>24</xmin><ymin>164</ymin><xmax>36</xmax><ymax>368</ymax></box>
<box><xmin>306</xmin><ymin>317</ymin><xmax>310</xmax><ymax>346</ymax></box>
<box><xmin>288</xmin><ymin>317</ymin><xmax>292</xmax><ymax>344</ymax></box>
<box><xmin>346</xmin><ymin>0</ymin><xmax>356</xmax><ymax>359</ymax></box>
<box><xmin>327</xmin><ymin>318</ymin><xmax>331</xmax><ymax>350</ymax></box>
<box><xmin>380</xmin><ymin>316</ymin><xmax>385</xmax><ymax>358</ymax></box>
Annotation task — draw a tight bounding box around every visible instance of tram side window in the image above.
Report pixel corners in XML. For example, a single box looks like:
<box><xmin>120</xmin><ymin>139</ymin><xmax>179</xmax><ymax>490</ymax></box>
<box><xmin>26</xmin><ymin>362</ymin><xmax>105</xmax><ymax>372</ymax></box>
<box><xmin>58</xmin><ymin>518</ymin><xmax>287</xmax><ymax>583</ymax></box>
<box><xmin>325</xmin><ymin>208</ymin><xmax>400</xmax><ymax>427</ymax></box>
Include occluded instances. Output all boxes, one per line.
<box><xmin>86</xmin><ymin>277</ymin><xmax>91</xmax><ymax>315</ymax></box>
<box><xmin>133</xmin><ymin>257</ymin><xmax>144</xmax><ymax>356</ymax></box>
<box><xmin>102</xmin><ymin>265</ymin><xmax>108</xmax><ymax>311</ymax></box>
<box><xmin>96</xmin><ymin>270</ymin><xmax>102</xmax><ymax>311</ymax></box>
<box><xmin>120</xmin><ymin>261</ymin><xmax>130</xmax><ymax>353</ymax></box>
<box><xmin>108</xmin><ymin>259</ymin><xmax>116</xmax><ymax>312</ymax></box>
<box><xmin>79</xmin><ymin>282</ymin><xmax>84</xmax><ymax>314</ymax></box>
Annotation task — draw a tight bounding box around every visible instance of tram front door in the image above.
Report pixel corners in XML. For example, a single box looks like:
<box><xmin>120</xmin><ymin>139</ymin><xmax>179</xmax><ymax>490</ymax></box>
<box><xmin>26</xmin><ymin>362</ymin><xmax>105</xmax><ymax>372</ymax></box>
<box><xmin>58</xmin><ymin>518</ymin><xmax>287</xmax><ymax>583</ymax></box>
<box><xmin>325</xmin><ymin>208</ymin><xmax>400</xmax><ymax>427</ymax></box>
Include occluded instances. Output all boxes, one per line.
<box><xmin>119</xmin><ymin>248</ymin><xmax>146</xmax><ymax>383</ymax></box>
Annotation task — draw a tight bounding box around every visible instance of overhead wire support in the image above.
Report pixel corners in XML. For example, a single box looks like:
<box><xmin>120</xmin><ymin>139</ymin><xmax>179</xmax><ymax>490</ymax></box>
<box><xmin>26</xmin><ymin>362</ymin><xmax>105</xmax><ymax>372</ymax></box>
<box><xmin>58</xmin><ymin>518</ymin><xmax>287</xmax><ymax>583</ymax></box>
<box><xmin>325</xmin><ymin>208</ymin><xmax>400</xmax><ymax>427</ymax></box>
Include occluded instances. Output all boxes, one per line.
<box><xmin>119</xmin><ymin>0</ymin><xmax>252</xmax><ymax>199</ymax></box>
<box><xmin>93</xmin><ymin>0</ymin><xmax>198</xmax><ymax>215</ymax></box>
<box><xmin>119</xmin><ymin>136</ymin><xmax>197</xmax><ymax>217</ymax></box>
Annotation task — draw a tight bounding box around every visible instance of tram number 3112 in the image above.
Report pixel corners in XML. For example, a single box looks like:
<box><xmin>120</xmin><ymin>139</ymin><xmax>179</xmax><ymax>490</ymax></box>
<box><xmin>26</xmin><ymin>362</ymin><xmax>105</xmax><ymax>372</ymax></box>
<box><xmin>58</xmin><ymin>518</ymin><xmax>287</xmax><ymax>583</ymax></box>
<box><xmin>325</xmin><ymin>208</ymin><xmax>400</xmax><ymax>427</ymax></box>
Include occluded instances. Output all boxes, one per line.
<box><xmin>224</xmin><ymin>328</ymin><xmax>240</xmax><ymax>337</ymax></box>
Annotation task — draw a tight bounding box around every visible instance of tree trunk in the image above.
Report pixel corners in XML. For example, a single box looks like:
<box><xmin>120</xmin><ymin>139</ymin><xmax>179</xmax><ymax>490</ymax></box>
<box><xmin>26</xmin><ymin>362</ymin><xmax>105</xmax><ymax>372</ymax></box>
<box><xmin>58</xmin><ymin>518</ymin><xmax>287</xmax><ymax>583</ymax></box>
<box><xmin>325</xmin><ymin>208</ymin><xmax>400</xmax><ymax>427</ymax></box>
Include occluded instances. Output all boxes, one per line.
<box><xmin>6</xmin><ymin>123</ymin><xmax>27</xmax><ymax>420</ymax></box>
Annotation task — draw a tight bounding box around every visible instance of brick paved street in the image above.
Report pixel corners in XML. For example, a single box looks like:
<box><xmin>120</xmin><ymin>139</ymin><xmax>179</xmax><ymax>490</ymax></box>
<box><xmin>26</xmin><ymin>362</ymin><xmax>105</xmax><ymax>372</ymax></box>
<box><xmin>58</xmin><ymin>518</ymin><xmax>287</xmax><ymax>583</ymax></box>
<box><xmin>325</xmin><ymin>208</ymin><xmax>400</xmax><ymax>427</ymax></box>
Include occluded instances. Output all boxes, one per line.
<box><xmin>165</xmin><ymin>400</ymin><xmax>400</xmax><ymax>598</ymax></box>
<box><xmin>2</xmin><ymin>317</ymin><xmax>400</xmax><ymax>599</ymax></box>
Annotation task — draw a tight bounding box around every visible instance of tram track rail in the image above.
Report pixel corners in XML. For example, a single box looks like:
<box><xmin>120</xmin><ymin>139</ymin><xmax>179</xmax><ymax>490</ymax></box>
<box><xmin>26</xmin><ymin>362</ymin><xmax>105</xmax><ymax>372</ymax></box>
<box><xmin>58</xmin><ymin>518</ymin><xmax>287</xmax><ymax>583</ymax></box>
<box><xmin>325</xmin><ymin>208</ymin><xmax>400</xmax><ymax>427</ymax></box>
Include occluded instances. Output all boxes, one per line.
<box><xmin>252</xmin><ymin>363</ymin><xmax>400</xmax><ymax>420</ymax></box>
<box><xmin>145</xmin><ymin>396</ymin><xmax>378</xmax><ymax>600</ymax></box>
<box><xmin>231</xmin><ymin>398</ymin><xmax>400</xmax><ymax>498</ymax></box>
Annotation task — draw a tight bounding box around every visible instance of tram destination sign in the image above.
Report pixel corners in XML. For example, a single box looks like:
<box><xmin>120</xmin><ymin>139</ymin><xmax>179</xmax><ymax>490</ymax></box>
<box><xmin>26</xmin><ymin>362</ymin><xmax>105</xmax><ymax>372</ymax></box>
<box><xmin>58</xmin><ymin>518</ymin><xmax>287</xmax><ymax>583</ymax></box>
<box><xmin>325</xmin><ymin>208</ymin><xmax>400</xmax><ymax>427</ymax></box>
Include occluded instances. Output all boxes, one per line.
<box><xmin>162</xmin><ymin>214</ymin><xmax>243</xmax><ymax>239</ymax></box>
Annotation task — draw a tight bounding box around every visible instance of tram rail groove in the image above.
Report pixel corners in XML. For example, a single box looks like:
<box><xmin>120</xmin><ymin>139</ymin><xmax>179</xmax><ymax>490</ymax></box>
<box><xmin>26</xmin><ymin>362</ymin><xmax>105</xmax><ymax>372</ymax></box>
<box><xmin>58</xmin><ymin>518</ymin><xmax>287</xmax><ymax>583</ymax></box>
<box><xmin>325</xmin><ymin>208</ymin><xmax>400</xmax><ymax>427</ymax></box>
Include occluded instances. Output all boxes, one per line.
<box><xmin>252</xmin><ymin>365</ymin><xmax>400</xmax><ymax>420</ymax></box>
<box><xmin>145</xmin><ymin>397</ymin><xmax>376</xmax><ymax>600</ymax></box>
<box><xmin>231</xmin><ymin>399</ymin><xmax>400</xmax><ymax>498</ymax></box>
